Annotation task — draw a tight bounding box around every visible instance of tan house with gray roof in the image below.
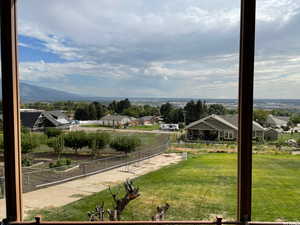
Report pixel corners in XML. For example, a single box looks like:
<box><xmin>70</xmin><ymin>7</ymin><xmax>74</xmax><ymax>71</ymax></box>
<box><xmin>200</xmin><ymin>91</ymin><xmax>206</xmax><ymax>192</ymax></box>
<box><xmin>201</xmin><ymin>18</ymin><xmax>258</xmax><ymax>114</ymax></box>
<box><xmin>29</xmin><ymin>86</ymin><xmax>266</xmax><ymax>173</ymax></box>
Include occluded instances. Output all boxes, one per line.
<box><xmin>186</xmin><ymin>114</ymin><xmax>265</xmax><ymax>141</ymax></box>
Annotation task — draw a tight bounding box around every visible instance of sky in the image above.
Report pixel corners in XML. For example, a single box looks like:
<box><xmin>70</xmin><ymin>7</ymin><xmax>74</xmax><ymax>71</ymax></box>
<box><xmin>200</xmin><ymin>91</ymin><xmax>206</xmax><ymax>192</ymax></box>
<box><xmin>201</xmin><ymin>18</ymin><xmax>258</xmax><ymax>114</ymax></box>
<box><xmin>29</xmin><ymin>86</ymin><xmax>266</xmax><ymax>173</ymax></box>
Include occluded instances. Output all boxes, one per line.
<box><xmin>16</xmin><ymin>0</ymin><xmax>300</xmax><ymax>99</ymax></box>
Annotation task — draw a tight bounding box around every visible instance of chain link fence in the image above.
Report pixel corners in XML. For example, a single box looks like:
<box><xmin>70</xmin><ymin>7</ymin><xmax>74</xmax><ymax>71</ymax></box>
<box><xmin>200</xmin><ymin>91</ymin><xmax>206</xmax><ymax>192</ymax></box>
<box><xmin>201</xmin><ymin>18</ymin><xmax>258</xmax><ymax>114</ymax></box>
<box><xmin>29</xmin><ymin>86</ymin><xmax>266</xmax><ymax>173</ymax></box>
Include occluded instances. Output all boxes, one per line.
<box><xmin>20</xmin><ymin>139</ymin><xmax>168</xmax><ymax>193</ymax></box>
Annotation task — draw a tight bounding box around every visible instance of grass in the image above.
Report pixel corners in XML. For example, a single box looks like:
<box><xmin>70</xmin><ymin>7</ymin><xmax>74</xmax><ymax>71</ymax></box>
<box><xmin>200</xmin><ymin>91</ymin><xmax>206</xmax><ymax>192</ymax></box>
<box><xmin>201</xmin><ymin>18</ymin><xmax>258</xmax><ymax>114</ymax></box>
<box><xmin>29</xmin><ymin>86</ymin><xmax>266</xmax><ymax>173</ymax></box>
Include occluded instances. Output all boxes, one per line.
<box><xmin>128</xmin><ymin>124</ymin><xmax>160</xmax><ymax>131</ymax></box>
<box><xmin>277</xmin><ymin>133</ymin><xmax>300</xmax><ymax>143</ymax></box>
<box><xmin>26</xmin><ymin>153</ymin><xmax>300</xmax><ymax>222</ymax></box>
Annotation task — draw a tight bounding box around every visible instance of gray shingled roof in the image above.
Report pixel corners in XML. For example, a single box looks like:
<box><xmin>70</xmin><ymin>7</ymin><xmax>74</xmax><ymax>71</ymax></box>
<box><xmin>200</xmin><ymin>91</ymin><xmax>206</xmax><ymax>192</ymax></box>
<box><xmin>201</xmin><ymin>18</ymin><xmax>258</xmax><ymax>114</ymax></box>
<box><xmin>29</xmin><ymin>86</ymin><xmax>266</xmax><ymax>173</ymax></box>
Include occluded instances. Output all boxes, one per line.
<box><xmin>21</xmin><ymin>111</ymin><xmax>70</xmax><ymax>128</ymax></box>
<box><xmin>101</xmin><ymin>115</ymin><xmax>131</xmax><ymax>122</ymax></box>
<box><xmin>186</xmin><ymin>114</ymin><xmax>265</xmax><ymax>131</ymax></box>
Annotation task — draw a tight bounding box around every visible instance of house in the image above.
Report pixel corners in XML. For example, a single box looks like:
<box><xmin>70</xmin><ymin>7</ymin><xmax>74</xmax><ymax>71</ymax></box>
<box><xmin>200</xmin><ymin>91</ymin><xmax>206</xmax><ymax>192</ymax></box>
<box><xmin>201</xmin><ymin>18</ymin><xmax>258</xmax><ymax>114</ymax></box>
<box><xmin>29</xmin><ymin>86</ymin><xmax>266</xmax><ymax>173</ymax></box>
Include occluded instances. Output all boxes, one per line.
<box><xmin>100</xmin><ymin>115</ymin><xmax>132</xmax><ymax>128</ymax></box>
<box><xmin>186</xmin><ymin>114</ymin><xmax>265</xmax><ymax>141</ymax></box>
<box><xmin>139</xmin><ymin>116</ymin><xmax>157</xmax><ymax>125</ymax></box>
<box><xmin>21</xmin><ymin>110</ymin><xmax>71</xmax><ymax>131</ymax></box>
<box><xmin>264</xmin><ymin>128</ymin><xmax>279</xmax><ymax>141</ymax></box>
<box><xmin>265</xmin><ymin>115</ymin><xmax>289</xmax><ymax>128</ymax></box>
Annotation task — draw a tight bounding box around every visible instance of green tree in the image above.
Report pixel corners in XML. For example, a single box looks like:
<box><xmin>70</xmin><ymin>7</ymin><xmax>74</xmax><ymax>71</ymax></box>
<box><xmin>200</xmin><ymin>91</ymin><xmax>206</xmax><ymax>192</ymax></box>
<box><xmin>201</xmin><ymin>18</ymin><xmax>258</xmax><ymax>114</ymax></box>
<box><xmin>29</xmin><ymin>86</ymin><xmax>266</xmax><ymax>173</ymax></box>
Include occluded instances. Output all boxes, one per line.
<box><xmin>88</xmin><ymin>104</ymin><xmax>97</xmax><ymax>120</ymax></box>
<box><xmin>123</xmin><ymin>106</ymin><xmax>143</xmax><ymax>117</ymax></box>
<box><xmin>184</xmin><ymin>100</ymin><xmax>208</xmax><ymax>124</ymax></box>
<box><xmin>165</xmin><ymin>108</ymin><xmax>184</xmax><ymax>123</ymax></box>
<box><xmin>87</xmin><ymin>132</ymin><xmax>111</xmax><ymax>157</ymax></box>
<box><xmin>208</xmin><ymin>104</ymin><xmax>226</xmax><ymax>115</ymax></box>
<box><xmin>45</xmin><ymin>127</ymin><xmax>62</xmax><ymax>138</ymax></box>
<box><xmin>47</xmin><ymin>135</ymin><xmax>64</xmax><ymax>159</ymax></box>
<box><xmin>21</xmin><ymin>133</ymin><xmax>39</xmax><ymax>155</ymax></box>
<box><xmin>110</xmin><ymin>136</ymin><xmax>141</xmax><ymax>155</ymax></box>
<box><xmin>0</xmin><ymin>135</ymin><xmax>4</xmax><ymax>151</ymax></box>
<box><xmin>74</xmin><ymin>107</ymin><xmax>89</xmax><ymax>120</ymax></box>
<box><xmin>64</xmin><ymin>131</ymin><xmax>88</xmax><ymax>154</ymax></box>
<box><xmin>289</xmin><ymin>113</ymin><xmax>300</xmax><ymax>126</ymax></box>
<box><xmin>160</xmin><ymin>102</ymin><xmax>174</xmax><ymax>119</ymax></box>
<box><xmin>253</xmin><ymin>109</ymin><xmax>270</xmax><ymax>125</ymax></box>
<box><xmin>92</xmin><ymin>102</ymin><xmax>106</xmax><ymax>119</ymax></box>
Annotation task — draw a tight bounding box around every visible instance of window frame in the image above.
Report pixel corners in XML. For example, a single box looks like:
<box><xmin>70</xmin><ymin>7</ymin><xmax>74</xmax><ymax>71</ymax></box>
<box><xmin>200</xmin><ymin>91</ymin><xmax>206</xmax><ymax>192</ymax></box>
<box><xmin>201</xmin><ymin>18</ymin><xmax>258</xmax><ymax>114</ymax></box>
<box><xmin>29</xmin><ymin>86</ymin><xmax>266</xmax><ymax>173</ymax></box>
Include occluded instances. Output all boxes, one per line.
<box><xmin>0</xmin><ymin>0</ymin><xmax>258</xmax><ymax>223</ymax></box>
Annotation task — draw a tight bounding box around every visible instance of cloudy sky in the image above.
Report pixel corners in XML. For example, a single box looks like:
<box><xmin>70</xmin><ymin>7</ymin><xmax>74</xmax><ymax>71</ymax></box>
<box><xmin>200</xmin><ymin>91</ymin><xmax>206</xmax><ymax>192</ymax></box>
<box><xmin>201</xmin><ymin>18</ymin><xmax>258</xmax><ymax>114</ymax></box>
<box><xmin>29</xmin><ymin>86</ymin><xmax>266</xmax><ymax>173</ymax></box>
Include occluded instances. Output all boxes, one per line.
<box><xmin>17</xmin><ymin>0</ymin><xmax>300</xmax><ymax>99</ymax></box>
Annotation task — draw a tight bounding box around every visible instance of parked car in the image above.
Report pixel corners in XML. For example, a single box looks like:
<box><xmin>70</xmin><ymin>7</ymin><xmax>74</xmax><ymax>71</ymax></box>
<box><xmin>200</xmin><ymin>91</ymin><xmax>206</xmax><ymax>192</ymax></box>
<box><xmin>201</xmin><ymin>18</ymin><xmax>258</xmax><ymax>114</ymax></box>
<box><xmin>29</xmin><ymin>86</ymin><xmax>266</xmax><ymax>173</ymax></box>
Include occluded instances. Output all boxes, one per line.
<box><xmin>160</xmin><ymin>124</ymin><xmax>179</xmax><ymax>131</ymax></box>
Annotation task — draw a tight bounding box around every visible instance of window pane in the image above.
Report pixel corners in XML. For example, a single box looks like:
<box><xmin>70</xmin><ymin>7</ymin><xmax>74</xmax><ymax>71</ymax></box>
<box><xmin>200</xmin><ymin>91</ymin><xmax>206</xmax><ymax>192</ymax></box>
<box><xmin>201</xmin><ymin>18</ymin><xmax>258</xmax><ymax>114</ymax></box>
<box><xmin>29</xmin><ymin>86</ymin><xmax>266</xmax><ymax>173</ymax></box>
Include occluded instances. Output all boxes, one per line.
<box><xmin>18</xmin><ymin>0</ymin><xmax>240</xmax><ymax>221</ymax></box>
<box><xmin>252</xmin><ymin>0</ymin><xmax>300</xmax><ymax>221</ymax></box>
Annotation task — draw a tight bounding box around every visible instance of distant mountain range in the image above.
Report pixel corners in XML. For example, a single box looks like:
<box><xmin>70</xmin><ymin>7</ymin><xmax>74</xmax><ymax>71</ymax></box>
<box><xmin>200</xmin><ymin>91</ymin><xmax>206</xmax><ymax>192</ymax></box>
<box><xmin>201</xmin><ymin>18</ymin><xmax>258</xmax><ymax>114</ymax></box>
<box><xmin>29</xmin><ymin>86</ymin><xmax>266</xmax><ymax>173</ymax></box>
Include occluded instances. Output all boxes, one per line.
<box><xmin>1</xmin><ymin>82</ymin><xmax>300</xmax><ymax>111</ymax></box>
<box><xmin>0</xmin><ymin>82</ymin><xmax>87</xmax><ymax>103</ymax></box>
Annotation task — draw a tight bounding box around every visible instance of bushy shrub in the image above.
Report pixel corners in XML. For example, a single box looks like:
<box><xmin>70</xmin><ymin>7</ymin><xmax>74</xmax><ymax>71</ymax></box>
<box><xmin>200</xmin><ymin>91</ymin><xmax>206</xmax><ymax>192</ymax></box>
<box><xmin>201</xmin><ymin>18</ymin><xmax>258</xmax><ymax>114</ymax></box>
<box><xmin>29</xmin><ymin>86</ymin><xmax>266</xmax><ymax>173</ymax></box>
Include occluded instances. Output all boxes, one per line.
<box><xmin>21</xmin><ymin>126</ymin><xmax>30</xmax><ymax>134</ymax></box>
<box><xmin>110</xmin><ymin>136</ymin><xmax>141</xmax><ymax>154</ymax></box>
<box><xmin>297</xmin><ymin>138</ymin><xmax>300</xmax><ymax>147</ymax></box>
<box><xmin>22</xmin><ymin>158</ymin><xmax>32</xmax><ymax>167</ymax></box>
<box><xmin>0</xmin><ymin>135</ymin><xmax>3</xmax><ymax>151</ymax></box>
<box><xmin>49</xmin><ymin>158</ymin><xmax>72</xmax><ymax>168</ymax></box>
<box><xmin>87</xmin><ymin>132</ymin><xmax>111</xmax><ymax>157</ymax></box>
<box><xmin>47</xmin><ymin>135</ymin><xmax>64</xmax><ymax>158</ymax></box>
<box><xmin>21</xmin><ymin>133</ymin><xmax>40</xmax><ymax>155</ymax></box>
<box><xmin>64</xmin><ymin>131</ymin><xmax>88</xmax><ymax>154</ymax></box>
<box><xmin>45</xmin><ymin>127</ymin><xmax>62</xmax><ymax>138</ymax></box>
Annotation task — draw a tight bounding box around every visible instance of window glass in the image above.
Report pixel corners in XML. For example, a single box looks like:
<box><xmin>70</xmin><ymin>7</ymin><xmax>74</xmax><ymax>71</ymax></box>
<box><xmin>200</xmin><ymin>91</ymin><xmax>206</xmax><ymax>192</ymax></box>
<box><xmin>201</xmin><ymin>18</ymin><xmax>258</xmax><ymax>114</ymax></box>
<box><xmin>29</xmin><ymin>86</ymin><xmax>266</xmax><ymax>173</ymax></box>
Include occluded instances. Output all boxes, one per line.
<box><xmin>18</xmin><ymin>0</ymin><xmax>240</xmax><ymax>221</ymax></box>
<box><xmin>252</xmin><ymin>0</ymin><xmax>300</xmax><ymax>221</ymax></box>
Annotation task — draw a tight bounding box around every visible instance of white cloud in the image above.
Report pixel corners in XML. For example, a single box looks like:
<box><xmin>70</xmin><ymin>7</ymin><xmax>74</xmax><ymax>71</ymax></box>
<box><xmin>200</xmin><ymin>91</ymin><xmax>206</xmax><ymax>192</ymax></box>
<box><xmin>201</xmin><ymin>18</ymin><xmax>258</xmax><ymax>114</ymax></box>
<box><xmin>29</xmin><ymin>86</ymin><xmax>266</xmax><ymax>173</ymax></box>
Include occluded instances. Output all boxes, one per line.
<box><xmin>16</xmin><ymin>0</ymin><xmax>300</xmax><ymax>98</ymax></box>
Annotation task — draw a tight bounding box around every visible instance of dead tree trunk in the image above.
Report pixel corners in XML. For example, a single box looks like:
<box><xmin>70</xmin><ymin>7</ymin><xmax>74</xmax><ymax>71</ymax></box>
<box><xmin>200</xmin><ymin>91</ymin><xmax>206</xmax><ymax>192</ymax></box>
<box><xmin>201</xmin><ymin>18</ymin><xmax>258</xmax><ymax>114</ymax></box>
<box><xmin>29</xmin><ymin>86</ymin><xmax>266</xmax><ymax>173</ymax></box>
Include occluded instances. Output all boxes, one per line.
<box><xmin>152</xmin><ymin>203</ymin><xmax>170</xmax><ymax>221</ymax></box>
<box><xmin>88</xmin><ymin>202</ymin><xmax>105</xmax><ymax>221</ymax></box>
<box><xmin>108</xmin><ymin>179</ymin><xmax>140</xmax><ymax>221</ymax></box>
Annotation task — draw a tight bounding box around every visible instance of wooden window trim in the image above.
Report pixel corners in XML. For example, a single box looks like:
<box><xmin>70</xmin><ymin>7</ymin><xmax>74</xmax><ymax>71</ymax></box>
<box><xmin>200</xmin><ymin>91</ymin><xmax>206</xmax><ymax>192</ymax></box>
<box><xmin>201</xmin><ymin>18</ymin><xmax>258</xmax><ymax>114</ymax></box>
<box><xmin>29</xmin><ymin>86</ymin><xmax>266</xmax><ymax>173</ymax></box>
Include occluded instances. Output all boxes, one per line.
<box><xmin>0</xmin><ymin>0</ymin><xmax>23</xmax><ymax>222</ymax></box>
<box><xmin>0</xmin><ymin>0</ymin><xmax>256</xmax><ymax>223</ymax></box>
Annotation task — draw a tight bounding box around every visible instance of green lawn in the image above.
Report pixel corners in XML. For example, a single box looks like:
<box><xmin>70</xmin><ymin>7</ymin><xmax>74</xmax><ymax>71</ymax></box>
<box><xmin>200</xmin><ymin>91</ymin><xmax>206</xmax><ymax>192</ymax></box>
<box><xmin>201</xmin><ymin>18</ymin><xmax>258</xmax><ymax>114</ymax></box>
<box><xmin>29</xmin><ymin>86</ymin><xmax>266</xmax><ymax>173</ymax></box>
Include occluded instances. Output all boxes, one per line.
<box><xmin>277</xmin><ymin>132</ymin><xmax>300</xmax><ymax>143</ymax></box>
<box><xmin>26</xmin><ymin>153</ymin><xmax>300</xmax><ymax>222</ymax></box>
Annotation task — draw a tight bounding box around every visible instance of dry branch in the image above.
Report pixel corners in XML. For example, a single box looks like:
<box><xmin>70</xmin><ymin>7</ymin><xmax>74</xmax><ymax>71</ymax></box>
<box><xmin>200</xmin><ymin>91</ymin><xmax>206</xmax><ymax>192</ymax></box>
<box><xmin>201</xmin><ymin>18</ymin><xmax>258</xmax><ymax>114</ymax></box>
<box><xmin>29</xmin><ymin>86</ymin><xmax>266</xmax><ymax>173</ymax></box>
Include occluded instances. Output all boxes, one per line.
<box><xmin>152</xmin><ymin>203</ymin><xmax>170</xmax><ymax>221</ymax></box>
<box><xmin>88</xmin><ymin>202</ymin><xmax>105</xmax><ymax>221</ymax></box>
<box><xmin>107</xmin><ymin>179</ymin><xmax>140</xmax><ymax>221</ymax></box>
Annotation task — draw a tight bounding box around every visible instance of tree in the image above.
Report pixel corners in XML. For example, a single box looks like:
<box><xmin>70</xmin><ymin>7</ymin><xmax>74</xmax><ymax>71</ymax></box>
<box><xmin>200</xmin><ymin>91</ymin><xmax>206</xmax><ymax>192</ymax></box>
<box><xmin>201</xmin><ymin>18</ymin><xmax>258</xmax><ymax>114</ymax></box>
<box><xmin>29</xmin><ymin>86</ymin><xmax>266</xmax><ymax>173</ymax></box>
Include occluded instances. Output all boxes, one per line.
<box><xmin>87</xmin><ymin>132</ymin><xmax>111</xmax><ymax>157</ymax></box>
<box><xmin>21</xmin><ymin>133</ymin><xmax>39</xmax><ymax>155</ymax></box>
<box><xmin>119</xmin><ymin>98</ymin><xmax>131</xmax><ymax>113</ymax></box>
<box><xmin>110</xmin><ymin>136</ymin><xmax>141</xmax><ymax>155</ymax></box>
<box><xmin>289</xmin><ymin>113</ymin><xmax>300</xmax><ymax>126</ymax></box>
<box><xmin>45</xmin><ymin>127</ymin><xmax>62</xmax><ymax>138</ymax></box>
<box><xmin>88</xmin><ymin>104</ymin><xmax>97</xmax><ymax>120</ymax></box>
<box><xmin>143</xmin><ymin>105</ymin><xmax>160</xmax><ymax>116</ymax></box>
<box><xmin>122</xmin><ymin>106</ymin><xmax>143</xmax><ymax>117</ymax></box>
<box><xmin>184</xmin><ymin>100</ymin><xmax>208</xmax><ymax>124</ymax></box>
<box><xmin>208</xmin><ymin>104</ymin><xmax>226</xmax><ymax>115</ymax></box>
<box><xmin>74</xmin><ymin>107</ymin><xmax>89</xmax><ymax>120</ymax></box>
<box><xmin>165</xmin><ymin>108</ymin><xmax>184</xmax><ymax>123</ymax></box>
<box><xmin>0</xmin><ymin>135</ymin><xmax>4</xmax><ymax>151</ymax></box>
<box><xmin>160</xmin><ymin>103</ymin><xmax>173</xmax><ymax>119</ymax></box>
<box><xmin>47</xmin><ymin>135</ymin><xmax>64</xmax><ymax>159</ymax></box>
<box><xmin>253</xmin><ymin>109</ymin><xmax>269</xmax><ymax>125</ymax></box>
<box><xmin>64</xmin><ymin>131</ymin><xmax>88</xmax><ymax>154</ymax></box>
<box><xmin>92</xmin><ymin>102</ymin><xmax>106</xmax><ymax>119</ymax></box>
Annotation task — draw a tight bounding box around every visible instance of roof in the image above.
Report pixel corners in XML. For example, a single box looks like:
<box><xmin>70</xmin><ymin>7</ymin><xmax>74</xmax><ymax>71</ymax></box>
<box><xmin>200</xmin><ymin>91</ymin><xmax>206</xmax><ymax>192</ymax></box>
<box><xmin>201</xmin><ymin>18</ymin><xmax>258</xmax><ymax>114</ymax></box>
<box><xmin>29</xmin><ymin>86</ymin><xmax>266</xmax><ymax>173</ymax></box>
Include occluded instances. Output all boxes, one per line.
<box><xmin>186</xmin><ymin>114</ymin><xmax>265</xmax><ymax>131</ymax></box>
<box><xmin>266</xmin><ymin>115</ymin><xmax>289</xmax><ymax>127</ymax></box>
<box><xmin>46</xmin><ymin>111</ymin><xmax>70</xmax><ymax>125</ymax></box>
<box><xmin>140</xmin><ymin>116</ymin><xmax>155</xmax><ymax>122</ymax></box>
<box><xmin>101</xmin><ymin>115</ymin><xmax>131</xmax><ymax>122</ymax></box>
<box><xmin>21</xmin><ymin>112</ymin><xmax>43</xmax><ymax>128</ymax></box>
<box><xmin>21</xmin><ymin>111</ymin><xmax>70</xmax><ymax>128</ymax></box>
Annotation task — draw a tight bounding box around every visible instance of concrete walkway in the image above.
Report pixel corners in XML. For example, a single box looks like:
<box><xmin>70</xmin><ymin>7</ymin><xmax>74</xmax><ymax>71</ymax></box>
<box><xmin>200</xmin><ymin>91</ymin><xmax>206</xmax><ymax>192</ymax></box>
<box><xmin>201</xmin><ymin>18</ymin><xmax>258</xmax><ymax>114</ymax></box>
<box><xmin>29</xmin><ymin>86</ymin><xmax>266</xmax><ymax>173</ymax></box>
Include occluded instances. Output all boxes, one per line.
<box><xmin>0</xmin><ymin>153</ymin><xmax>182</xmax><ymax>219</ymax></box>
